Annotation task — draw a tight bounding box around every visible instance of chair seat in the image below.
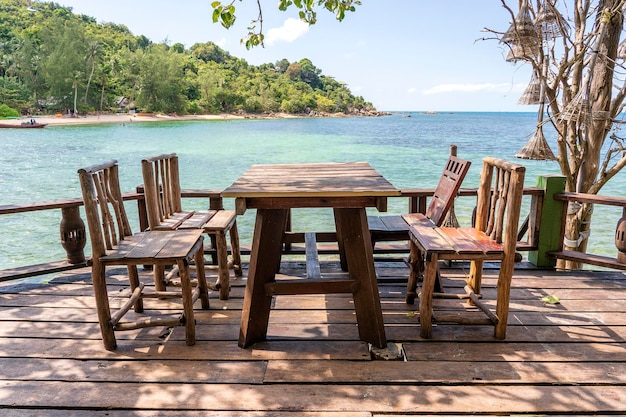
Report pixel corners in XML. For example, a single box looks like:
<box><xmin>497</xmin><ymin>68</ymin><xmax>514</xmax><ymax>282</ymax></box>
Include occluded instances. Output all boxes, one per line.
<box><xmin>152</xmin><ymin>209</ymin><xmax>237</xmax><ymax>232</ymax></box>
<box><xmin>154</xmin><ymin>210</ymin><xmax>216</xmax><ymax>230</ymax></box>
<box><xmin>100</xmin><ymin>229</ymin><xmax>204</xmax><ymax>265</ymax></box>
<box><xmin>408</xmin><ymin>225</ymin><xmax>505</xmax><ymax>259</ymax></box>
<box><xmin>367</xmin><ymin>215</ymin><xmax>410</xmax><ymax>242</ymax></box>
<box><xmin>198</xmin><ymin>209</ymin><xmax>237</xmax><ymax>232</ymax></box>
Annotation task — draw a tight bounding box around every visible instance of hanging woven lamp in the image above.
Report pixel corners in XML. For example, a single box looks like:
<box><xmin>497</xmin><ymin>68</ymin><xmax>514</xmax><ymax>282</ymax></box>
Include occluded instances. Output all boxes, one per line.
<box><xmin>517</xmin><ymin>67</ymin><xmax>558</xmax><ymax>161</ymax></box>
<box><xmin>558</xmin><ymin>93</ymin><xmax>590</xmax><ymax>123</ymax></box>
<box><xmin>515</xmin><ymin>124</ymin><xmax>557</xmax><ymax>160</ymax></box>
<box><xmin>518</xmin><ymin>72</ymin><xmax>542</xmax><ymax>105</ymax></box>
<box><xmin>535</xmin><ymin>2</ymin><xmax>568</xmax><ymax>41</ymax></box>
<box><xmin>502</xmin><ymin>0</ymin><xmax>540</xmax><ymax>62</ymax></box>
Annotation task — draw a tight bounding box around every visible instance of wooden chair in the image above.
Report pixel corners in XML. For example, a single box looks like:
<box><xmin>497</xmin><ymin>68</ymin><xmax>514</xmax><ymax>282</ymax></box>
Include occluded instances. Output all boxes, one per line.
<box><xmin>405</xmin><ymin>157</ymin><xmax>525</xmax><ymax>339</ymax></box>
<box><xmin>367</xmin><ymin>154</ymin><xmax>471</xmax><ymax>302</ymax></box>
<box><xmin>78</xmin><ymin>160</ymin><xmax>210</xmax><ymax>351</ymax></box>
<box><xmin>141</xmin><ymin>153</ymin><xmax>241</xmax><ymax>300</ymax></box>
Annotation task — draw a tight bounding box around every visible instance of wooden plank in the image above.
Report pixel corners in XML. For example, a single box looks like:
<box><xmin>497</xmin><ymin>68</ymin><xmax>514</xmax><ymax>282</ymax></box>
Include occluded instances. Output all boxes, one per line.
<box><xmin>407</xmin><ymin>225</ymin><xmax>456</xmax><ymax>254</ymax></box>
<box><xmin>0</xmin><ymin>260</ymin><xmax>88</xmax><ymax>281</ymax></box>
<box><xmin>266</xmin><ymin>279</ymin><xmax>354</xmax><ymax>295</ymax></box>
<box><xmin>0</xmin><ymin>338</ymin><xmax>371</xmax><ymax>360</ymax></box>
<box><xmin>0</xmin><ymin>358</ymin><xmax>266</xmax><ymax>383</ymax></box>
<box><xmin>199</xmin><ymin>210</ymin><xmax>232</xmax><ymax>231</ymax></box>
<box><xmin>304</xmin><ymin>232</ymin><xmax>321</xmax><ymax>279</ymax></box>
<box><xmin>264</xmin><ymin>359</ymin><xmax>626</xmax><ymax>384</ymax></box>
<box><xmin>0</xmin><ymin>380</ymin><xmax>624</xmax><ymax>413</ymax></box>
<box><xmin>154</xmin><ymin>210</ymin><xmax>196</xmax><ymax>230</ymax></box>
<box><xmin>1</xmin><ymin>411</ymin><xmax>369</xmax><ymax>417</ymax></box>
<box><xmin>550</xmin><ymin>250</ymin><xmax>626</xmax><ymax>271</ymax></box>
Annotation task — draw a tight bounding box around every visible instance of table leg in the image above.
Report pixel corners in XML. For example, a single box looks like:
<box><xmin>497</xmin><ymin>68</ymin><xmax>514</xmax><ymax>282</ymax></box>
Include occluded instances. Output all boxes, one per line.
<box><xmin>334</xmin><ymin>207</ymin><xmax>387</xmax><ymax>348</ymax></box>
<box><xmin>333</xmin><ymin>208</ymin><xmax>348</xmax><ymax>271</ymax></box>
<box><xmin>239</xmin><ymin>208</ymin><xmax>289</xmax><ymax>348</ymax></box>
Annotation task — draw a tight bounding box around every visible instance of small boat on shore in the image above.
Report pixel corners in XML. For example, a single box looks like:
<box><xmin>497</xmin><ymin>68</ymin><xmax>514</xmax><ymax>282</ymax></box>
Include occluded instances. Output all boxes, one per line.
<box><xmin>0</xmin><ymin>120</ymin><xmax>47</xmax><ymax>128</ymax></box>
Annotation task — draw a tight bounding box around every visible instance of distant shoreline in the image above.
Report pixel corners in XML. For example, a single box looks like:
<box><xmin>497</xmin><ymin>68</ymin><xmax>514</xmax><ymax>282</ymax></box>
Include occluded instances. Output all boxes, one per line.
<box><xmin>0</xmin><ymin>110</ymin><xmax>390</xmax><ymax>127</ymax></box>
<box><xmin>0</xmin><ymin>112</ymin><xmax>296</xmax><ymax>127</ymax></box>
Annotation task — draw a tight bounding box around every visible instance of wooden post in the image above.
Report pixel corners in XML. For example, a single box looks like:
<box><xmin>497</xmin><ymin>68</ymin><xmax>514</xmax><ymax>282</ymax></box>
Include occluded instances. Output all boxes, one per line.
<box><xmin>60</xmin><ymin>206</ymin><xmax>86</xmax><ymax>264</ymax></box>
<box><xmin>136</xmin><ymin>185</ymin><xmax>149</xmax><ymax>233</ymax></box>
<box><xmin>528</xmin><ymin>175</ymin><xmax>566</xmax><ymax>267</ymax></box>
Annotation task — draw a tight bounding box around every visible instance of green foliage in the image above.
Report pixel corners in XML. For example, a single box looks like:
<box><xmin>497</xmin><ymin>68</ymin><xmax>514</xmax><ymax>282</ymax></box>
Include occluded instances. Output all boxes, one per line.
<box><xmin>0</xmin><ymin>0</ymin><xmax>373</xmax><ymax>116</ymax></box>
<box><xmin>211</xmin><ymin>0</ymin><xmax>361</xmax><ymax>49</ymax></box>
<box><xmin>0</xmin><ymin>103</ymin><xmax>19</xmax><ymax>118</ymax></box>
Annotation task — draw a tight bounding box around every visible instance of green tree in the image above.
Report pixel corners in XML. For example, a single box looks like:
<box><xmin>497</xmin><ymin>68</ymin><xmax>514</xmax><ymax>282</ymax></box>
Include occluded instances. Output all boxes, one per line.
<box><xmin>135</xmin><ymin>44</ymin><xmax>185</xmax><ymax>113</ymax></box>
<box><xmin>41</xmin><ymin>17</ymin><xmax>88</xmax><ymax>111</ymax></box>
<box><xmin>83</xmin><ymin>40</ymin><xmax>100</xmax><ymax>104</ymax></box>
<box><xmin>0</xmin><ymin>0</ymin><xmax>371</xmax><ymax>117</ymax></box>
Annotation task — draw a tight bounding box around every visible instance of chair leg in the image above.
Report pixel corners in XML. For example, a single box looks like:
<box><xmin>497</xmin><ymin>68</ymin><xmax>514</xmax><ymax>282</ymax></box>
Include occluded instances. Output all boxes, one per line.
<box><xmin>208</xmin><ymin>235</ymin><xmax>218</xmax><ymax>265</ymax></box>
<box><xmin>92</xmin><ymin>262</ymin><xmax>117</xmax><ymax>351</ymax></box>
<box><xmin>127</xmin><ymin>264</ymin><xmax>143</xmax><ymax>313</ymax></box>
<box><xmin>214</xmin><ymin>230</ymin><xmax>230</xmax><ymax>300</ymax></box>
<box><xmin>494</xmin><ymin>263</ymin><xmax>514</xmax><ymax>340</ymax></box>
<box><xmin>405</xmin><ymin>241</ymin><xmax>421</xmax><ymax>304</ymax></box>
<box><xmin>229</xmin><ymin>220</ymin><xmax>242</xmax><ymax>277</ymax></box>
<box><xmin>194</xmin><ymin>244</ymin><xmax>210</xmax><ymax>310</ymax></box>
<box><xmin>419</xmin><ymin>253</ymin><xmax>438</xmax><ymax>339</ymax></box>
<box><xmin>467</xmin><ymin>260</ymin><xmax>484</xmax><ymax>306</ymax></box>
<box><xmin>177</xmin><ymin>259</ymin><xmax>196</xmax><ymax>346</ymax></box>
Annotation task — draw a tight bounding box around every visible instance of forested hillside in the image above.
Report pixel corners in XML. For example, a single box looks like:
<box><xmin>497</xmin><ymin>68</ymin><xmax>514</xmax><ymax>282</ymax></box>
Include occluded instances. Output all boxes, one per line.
<box><xmin>0</xmin><ymin>0</ymin><xmax>376</xmax><ymax>116</ymax></box>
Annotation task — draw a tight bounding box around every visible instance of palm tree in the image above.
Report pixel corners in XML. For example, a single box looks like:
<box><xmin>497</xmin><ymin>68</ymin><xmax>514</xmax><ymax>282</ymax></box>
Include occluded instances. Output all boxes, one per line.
<box><xmin>83</xmin><ymin>41</ymin><xmax>99</xmax><ymax>104</ymax></box>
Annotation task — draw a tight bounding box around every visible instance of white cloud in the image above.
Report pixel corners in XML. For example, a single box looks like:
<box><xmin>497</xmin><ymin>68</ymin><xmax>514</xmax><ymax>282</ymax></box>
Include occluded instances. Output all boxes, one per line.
<box><xmin>214</xmin><ymin>38</ymin><xmax>227</xmax><ymax>48</ymax></box>
<box><xmin>265</xmin><ymin>18</ymin><xmax>309</xmax><ymax>46</ymax></box>
<box><xmin>407</xmin><ymin>87</ymin><xmax>417</xmax><ymax>94</ymax></box>
<box><xmin>422</xmin><ymin>83</ymin><xmax>526</xmax><ymax>95</ymax></box>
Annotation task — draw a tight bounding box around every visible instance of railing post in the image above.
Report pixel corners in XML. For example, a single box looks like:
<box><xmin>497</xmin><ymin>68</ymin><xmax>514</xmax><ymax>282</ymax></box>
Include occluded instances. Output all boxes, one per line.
<box><xmin>136</xmin><ymin>185</ymin><xmax>148</xmax><ymax>233</ymax></box>
<box><xmin>528</xmin><ymin>175</ymin><xmax>566</xmax><ymax>267</ymax></box>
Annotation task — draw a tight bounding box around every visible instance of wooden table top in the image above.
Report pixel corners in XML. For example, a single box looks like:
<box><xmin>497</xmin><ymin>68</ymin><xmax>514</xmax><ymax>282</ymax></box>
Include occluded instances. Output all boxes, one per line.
<box><xmin>222</xmin><ymin>162</ymin><xmax>400</xmax><ymax>198</ymax></box>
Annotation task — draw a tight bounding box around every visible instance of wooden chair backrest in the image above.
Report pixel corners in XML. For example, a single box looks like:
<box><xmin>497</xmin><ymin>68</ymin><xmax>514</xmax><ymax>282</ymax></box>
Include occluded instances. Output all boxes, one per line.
<box><xmin>474</xmin><ymin>157</ymin><xmax>526</xmax><ymax>246</ymax></box>
<box><xmin>78</xmin><ymin>160</ymin><xmax>132</xmax><ymax>258</ymax></box>
<box><xmin>425</xmin><ymin>155</ymin><xmax>472</xmax><ymax>226</ymax></box>
<box><xmin>141</xmin><ymin>153</ymin><xmax>183</xmax><ymax>230</ymax></box>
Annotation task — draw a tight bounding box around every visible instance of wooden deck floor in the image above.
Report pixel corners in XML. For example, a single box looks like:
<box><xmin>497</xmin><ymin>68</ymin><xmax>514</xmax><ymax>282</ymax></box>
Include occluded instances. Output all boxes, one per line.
<box><xmin>1</xmin><ymin>258</ymin><xmax>626</xmax><ymax>416</ymax></box>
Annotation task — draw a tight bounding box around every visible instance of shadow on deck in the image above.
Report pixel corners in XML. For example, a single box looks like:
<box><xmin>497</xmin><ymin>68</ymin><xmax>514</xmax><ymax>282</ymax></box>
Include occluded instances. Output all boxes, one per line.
<box><xmin>1</xmin><ymin>259</ymin><xmax>626</xmax><ymax>415</ymax></box>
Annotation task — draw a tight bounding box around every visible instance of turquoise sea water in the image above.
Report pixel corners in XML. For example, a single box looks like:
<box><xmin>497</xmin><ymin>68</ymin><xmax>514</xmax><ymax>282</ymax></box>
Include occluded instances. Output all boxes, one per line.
<box><xmin>1</xmin><ymin>112</ymin><xmax>624</xmax><ymax>270</ymax></box>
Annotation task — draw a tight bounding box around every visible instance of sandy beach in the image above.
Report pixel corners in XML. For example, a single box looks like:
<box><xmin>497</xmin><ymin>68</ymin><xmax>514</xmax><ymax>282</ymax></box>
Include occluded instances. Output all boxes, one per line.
<box><xmin>0</xmin><ymin>112</ymin><xmax>298</xmax><ymax>127</ymax></box>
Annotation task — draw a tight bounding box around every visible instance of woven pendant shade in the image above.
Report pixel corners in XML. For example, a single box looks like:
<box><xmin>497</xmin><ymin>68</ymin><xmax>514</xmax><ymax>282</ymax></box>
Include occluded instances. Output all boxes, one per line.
<box><xmin>515</xmin><ymin>125</ymin><xmax>557</xmax><ymax>160</ymax></box>
<box><xmin>502</xmin><ymin>1</ymin><xmax>539</xmax><ymax>62</ymax></box>
<box><xmin>535</xmin><ymin>4</ymin><xmax>567</xmax><ymax>40</ymax></box>
<box><xmin>518</xmin><ymin>72</ymin><xmax>542</xmax><ymax>105</ymax></box>
<box><xmin>558</xmin><ymin>93</ymin><xmax>590</xmax><ymax>122</ymax></box>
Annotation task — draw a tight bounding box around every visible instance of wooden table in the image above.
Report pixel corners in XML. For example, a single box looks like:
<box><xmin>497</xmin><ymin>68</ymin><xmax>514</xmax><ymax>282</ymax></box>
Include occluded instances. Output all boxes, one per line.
<box><xmin>222</xmin><ymin>162</ymin><xmax>400</xmax><ymax>348</ymax></box>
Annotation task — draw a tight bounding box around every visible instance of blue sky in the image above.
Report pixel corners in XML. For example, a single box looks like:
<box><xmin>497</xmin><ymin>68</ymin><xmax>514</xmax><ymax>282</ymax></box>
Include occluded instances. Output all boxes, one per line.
<box><xmin>54</xmin><ymin>1</ymin><xmax>535</xmax><ymax>112</ymax></box>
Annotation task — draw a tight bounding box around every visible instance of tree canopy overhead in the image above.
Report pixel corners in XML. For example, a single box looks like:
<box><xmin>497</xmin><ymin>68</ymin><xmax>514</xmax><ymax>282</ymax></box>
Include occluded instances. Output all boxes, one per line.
<box><xmin>211</xmin><ymin>0</ymin><xmax>361</xmax><ymax>48</ymax></box>
<box><xmin>0</xmin><ymin>0</ymin><xmax>374</xmax><ymax>116</ymax></box>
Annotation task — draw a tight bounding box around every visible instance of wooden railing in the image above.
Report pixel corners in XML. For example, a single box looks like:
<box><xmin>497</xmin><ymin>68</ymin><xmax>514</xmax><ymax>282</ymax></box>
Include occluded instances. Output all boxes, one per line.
<box><xmin>549</xmin><ymin>192</ymin><xmax>626</xmax><ymax>271</ymax></box>
<box><xmin>2</xmin><ymin>180</ymin><xmax>625</xmax><ymax>281</ymax></box>
<box><xmin>0</xmin><ymin>190</ymin><xmax>222</xmax><ymax>281</ymax></box>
